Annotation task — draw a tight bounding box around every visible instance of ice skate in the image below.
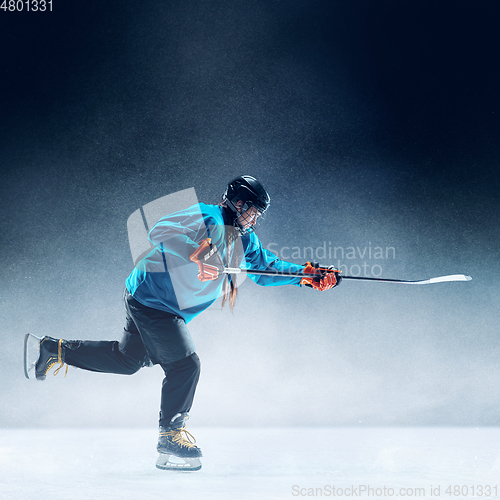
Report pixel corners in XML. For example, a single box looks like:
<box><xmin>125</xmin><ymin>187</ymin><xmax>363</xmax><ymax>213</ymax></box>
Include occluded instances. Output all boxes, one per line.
<box><xmin>156</xmin><ymin>413</ymin><xmax>202</xmax><ymax>471</ymax></box>
<box><xmin>24</xmin><ymin>334</ymin><xmax>68</xmax><ymax>380</ymax></box>
<box><xmin>24</xmin><ymin>333</ymin><xmax>41</xmax><ymax>379</ymax></box>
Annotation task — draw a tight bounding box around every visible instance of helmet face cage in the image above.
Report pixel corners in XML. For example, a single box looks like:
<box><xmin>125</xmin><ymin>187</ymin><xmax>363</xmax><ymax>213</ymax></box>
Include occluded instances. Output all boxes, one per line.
<box><xmin>222</xmin><ymin>176</ymin><xmax>270</xmax><ymax>235</ymax></box>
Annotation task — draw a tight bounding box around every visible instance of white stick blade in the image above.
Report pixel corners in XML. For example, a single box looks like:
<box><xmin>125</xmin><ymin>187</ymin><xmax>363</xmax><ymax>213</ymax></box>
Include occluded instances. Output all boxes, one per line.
<box><xmin>427</xmin><ymin>274</ymin><xmax>472</xmax><ymax>284</ymax></box>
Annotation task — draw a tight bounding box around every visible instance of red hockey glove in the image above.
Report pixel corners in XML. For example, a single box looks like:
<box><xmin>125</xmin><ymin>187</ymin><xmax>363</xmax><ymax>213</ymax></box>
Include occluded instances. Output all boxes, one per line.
<box><xmin>189</xmin><ymin>238</ymin><xmax>224</xmax><ymax>282</ymax></box>
<box><xmin>300</xmin><ymin>262</ymin><xmax>342</xmax><ymax>291</ymax></box>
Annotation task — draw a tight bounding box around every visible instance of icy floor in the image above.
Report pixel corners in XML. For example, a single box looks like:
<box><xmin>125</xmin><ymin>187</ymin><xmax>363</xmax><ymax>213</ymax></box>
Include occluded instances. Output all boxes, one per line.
<box><xmin>1</xmin><ymin>428</ymin><xmax>499</xmax><ymax>500</ymax></box>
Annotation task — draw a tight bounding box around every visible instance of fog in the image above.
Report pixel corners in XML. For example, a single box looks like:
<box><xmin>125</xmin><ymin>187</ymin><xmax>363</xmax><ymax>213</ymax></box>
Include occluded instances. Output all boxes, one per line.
<box><xmin>2</xmin><ymin>174</ymin><xmax>497</xmax><ymax>429</ymax></box>
<box><xmin>1</xmin><ymin>0</ymin><xmax>499</xmax><ymax>431</ymax></box>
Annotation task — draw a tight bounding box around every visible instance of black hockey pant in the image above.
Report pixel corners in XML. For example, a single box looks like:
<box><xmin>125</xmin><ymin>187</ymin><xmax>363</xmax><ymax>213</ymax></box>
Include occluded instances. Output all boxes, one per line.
<box><xmin>64</xmin><ymin>288</ymin><xmax>201</xmax><ymax>427</ymax></box>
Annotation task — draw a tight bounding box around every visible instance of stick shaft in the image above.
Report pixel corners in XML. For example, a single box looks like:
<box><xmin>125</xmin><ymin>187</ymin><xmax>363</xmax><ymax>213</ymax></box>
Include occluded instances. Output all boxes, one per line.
<box><xmin>223</xmin><ymin>268</ymin><xmax>471</xmax><ymax>284</ymax></box>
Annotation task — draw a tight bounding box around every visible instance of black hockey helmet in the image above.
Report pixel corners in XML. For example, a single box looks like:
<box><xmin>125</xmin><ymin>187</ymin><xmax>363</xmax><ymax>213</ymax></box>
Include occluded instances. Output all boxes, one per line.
<box><xmin>222</xmin><ymin>175</ymin><xmax>270</xmax><ymax>216</ymax></box>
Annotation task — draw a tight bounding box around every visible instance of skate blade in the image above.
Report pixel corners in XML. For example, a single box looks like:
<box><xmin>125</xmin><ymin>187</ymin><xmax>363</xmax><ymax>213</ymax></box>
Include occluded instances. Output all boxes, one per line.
<box><xmin>23</xmin><ymin>333</ymin><xmax>41</xmax><ymax>380</ymax></box>
<box><xmin>156</xmin><ymin>453</ymin><xmax>202</xmax><ymax>472</ymax></box>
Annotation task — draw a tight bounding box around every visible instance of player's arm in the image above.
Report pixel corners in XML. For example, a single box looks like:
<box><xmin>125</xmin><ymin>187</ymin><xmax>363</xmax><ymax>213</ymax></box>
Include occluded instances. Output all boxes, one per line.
<box><xmin>241</xmin><ymin>234</ymin><xmax>306</xmax><ymax>287</ymax></box>
<box><xmin>241</xmin><ymin>235</ymin><xmax>341</xmax><ymax>291</ymax></box>
<box><xmin>189</xmin><ymin>238</ymin><xmax>224</xmax><ymax>281</ymax></box>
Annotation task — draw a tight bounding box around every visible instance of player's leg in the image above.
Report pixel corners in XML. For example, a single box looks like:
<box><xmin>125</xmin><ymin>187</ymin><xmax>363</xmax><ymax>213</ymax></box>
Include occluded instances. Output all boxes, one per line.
<box><xmin>64</xmin><ymin>326</ymin><xmax>148</xmax><ymax>375</ymax></box>
<box><xmin>158</xmin><ymin>353</ymin><xmax>201</xmax><ymax>427</ymax></box>
<box><xmin>28</xmin><ymin>289</ymin><xmax>150</xmax><ymax>380</ymax></box>
<box><xmin>123</xmin><ymin>289</ymin><xmax>203</xmax><ymax>470</ymax></box>
<box><xmin>156</xmin><ymin>354</ymin><xmax>202</xmax><ymax>471</ymax></box>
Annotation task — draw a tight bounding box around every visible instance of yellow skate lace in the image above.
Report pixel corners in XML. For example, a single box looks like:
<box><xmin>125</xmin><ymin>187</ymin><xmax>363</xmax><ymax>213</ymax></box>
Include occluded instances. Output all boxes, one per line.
<box><xmin>159</xmin><ymin>426</ymin><xmax>197</xmax><ymax>449</ymax></box>
<box><xmin>50</xmin><ymin>339</ymin><xmax>68</xmax><ymax>377</ymax></box>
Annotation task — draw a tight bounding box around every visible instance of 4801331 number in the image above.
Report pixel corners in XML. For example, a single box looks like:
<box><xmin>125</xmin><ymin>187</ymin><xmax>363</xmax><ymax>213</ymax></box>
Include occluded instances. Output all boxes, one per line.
<box><xmin>445</xmin><ymin>485</ymin><xmax>499</xmax><ymax>496</ymax></box>
<box><xmin>1</xmin><ymin>0</ymin><xmax>53</xmax><ymax>11</ymax></box>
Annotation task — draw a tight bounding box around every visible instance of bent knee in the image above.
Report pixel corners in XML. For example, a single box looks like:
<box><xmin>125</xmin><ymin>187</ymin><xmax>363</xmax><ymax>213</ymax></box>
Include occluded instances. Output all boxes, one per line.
<box><xmin>188</xmin><ymin>352</ymin><xmax>201</xmax><ymax>370</ymax></box>
<box><xmin>178</xmin><ymin>353</ymin><xmax>201</xmax><ymax>376</ymax></box>
<box><xmin>164</xmin><ymin>352</ymin><xmax>201</xmax><ymax>376</ymax></box>
<box><xmin>119</xmin><ymin>352</ymin><xmax>145</xmax><ymax>375</ymax></box>
<box><xmin>122</xmin><ymin>362</ymin><xmax>142</xmax><ymax>375</ymax></box>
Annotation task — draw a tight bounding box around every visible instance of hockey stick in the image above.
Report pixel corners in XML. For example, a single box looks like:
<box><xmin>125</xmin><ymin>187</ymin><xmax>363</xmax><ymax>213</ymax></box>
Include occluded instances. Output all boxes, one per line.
<box><xmin>325</xmin><ymin>274</ymin><xmax>472</xmax><ymax>285</ymax></box>
<box><xmin>223</xmin><ymin>268</ymin><xmax>472</xmax><ymax>285</ymax></box>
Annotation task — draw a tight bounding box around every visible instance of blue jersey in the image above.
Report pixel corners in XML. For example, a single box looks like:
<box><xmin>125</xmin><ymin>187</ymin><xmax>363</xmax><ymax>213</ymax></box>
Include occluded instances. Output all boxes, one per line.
<box><xmin>125</xmin><ymin>203</ymin><xmax>304</xmax><ymax>323</ymax></box>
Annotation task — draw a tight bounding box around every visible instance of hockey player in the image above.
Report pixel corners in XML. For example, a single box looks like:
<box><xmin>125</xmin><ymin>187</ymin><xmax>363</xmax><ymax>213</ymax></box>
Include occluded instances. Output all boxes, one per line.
<box><xmin>24</xmin><ymin>175</ymin><xmax>341</xmax><ymax>471</ymax></box>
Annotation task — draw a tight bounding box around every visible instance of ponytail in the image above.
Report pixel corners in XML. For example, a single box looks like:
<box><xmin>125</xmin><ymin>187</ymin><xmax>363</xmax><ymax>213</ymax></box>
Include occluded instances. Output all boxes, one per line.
<box><xmin>221</xmin><ymin>227</ymin><xmax>239</xmax><ymax>312</ymax></box>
